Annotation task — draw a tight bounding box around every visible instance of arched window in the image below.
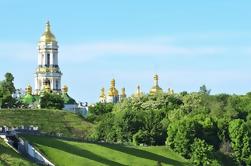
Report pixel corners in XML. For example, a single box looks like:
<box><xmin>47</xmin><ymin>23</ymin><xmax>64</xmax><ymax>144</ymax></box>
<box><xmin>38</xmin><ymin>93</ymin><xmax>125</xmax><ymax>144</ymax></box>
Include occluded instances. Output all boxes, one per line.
<box><xmin>47</xmin><ymin>54</ymin><xmax>50</xmax><ymax>66</ymax></box>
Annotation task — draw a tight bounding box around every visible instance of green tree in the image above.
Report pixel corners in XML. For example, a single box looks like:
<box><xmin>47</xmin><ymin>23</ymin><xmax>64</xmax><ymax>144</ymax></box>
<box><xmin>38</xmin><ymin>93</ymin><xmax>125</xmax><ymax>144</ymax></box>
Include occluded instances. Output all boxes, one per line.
<box><xmin>166</xmin><ymin>119</ymin><xmax>199</xmax><ymax>158</ymax></box>
<box><xmin>0</xmin><ymin>73</ymin><xmax>16</xmax><ymax>108</ymax></box>
<box><xmin>40</xmin><ymin>92</ymin><xmax>64</xmax><ymax>109</ymax></box>
<box><xmin>190</xmin><ymin>138</ymin><xmax>220</xmax><ymax>166</ymax></box>
<box><xmin>228</xmin><ymin>119</ymin><xmax>251</xmax><ymax>165</ymax></box>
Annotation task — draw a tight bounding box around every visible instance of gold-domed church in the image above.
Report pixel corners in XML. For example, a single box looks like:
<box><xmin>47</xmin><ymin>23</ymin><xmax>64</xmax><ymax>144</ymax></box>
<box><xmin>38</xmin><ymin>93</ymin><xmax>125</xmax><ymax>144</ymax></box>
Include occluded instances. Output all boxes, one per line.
<box><xmin>35</xmin><ymin>21</ymin><xmax>62</xmax><ymax>94</ymax></box>
<box><xmin>19</xmin><ymin>22</ymin><xmax>85</xmax><ymax>113</ymax></box>
<box><xmin>99</xmin><ymin>79</ymin><xmax>127</xmax><ymax>103</ymax></box>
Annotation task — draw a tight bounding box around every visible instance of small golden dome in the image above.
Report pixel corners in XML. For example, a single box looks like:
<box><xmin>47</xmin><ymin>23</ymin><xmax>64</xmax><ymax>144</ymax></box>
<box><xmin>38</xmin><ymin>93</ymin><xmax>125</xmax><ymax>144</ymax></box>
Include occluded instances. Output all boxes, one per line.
<box><xmin>120</xmin><ymin>87</ymin><xmax>126</xmax><ymax>97</ymax></box>
<box><xmin>25</xmin><ymin>84</ymin><xmax>32</xmax><ymax>95</ymax></box>
<box><xmin>108</xmin><ymin>79</ymin><xmax>118</xmax><ymax>96</ymax></box>
<box><xmin>134</xmin><ymin>85</ymin><xmax>143</xmax><ymax>97</ymax></box>
<box><xmin>100</xmin><ymin>87</ymin><xmax>106</xmax><ymax>98</ymax></box>
<box><xmin>39</xmin><ymin>21</ymin><xmax>56</xmax><ymax>43</ymax></box>
<box><xmin>62</xmin><ymin>85</ymin><xmax>68</xmax><ymax>93</ymax></box>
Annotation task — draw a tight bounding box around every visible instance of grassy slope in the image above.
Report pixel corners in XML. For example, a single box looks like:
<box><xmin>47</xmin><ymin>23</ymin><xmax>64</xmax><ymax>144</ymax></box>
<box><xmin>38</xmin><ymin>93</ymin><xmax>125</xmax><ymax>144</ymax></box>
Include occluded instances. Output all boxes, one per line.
<box><xmin>0</xmin><ymin>138</ymin><xmax>36</xmax><ymax>166</ymax></box>
<box><xmin>24</xmin><ymin>135</ymin><xmax>190</xmax><ymax>166</ymax></box>
<box><xmin>0</xmin><ymin>109</ymin><xmax>93</xmax><ymax>138</ymax></box>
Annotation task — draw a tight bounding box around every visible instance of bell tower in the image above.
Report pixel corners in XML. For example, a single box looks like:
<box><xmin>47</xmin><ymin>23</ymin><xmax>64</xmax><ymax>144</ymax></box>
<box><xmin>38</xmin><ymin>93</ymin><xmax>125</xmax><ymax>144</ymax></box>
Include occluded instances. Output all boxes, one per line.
<box><xmin>34</xmin><ymin>21</ymin><xmax>62</xmax><ymax>94</ymax></box>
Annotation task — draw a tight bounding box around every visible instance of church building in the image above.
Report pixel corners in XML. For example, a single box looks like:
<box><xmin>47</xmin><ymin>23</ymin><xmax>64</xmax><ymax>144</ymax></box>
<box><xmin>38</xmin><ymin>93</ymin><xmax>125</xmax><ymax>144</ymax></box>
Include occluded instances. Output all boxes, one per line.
<box><xmin>35</xmin><ymin>21</ymin><xmax>62</xmax><ymax>94</ymax></box>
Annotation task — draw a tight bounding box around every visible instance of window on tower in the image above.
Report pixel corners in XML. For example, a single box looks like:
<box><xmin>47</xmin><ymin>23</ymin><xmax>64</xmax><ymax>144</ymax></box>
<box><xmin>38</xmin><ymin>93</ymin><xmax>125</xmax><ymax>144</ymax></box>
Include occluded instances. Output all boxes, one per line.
<box><xmin>56</xmin><ymin>80</ymin><xmax>59</xmax><ymax>90</ymax></box>
<box><xmin>47</xmin><ymin>54</ymin><xmax>50</xmax><ymax>66</ymax></box>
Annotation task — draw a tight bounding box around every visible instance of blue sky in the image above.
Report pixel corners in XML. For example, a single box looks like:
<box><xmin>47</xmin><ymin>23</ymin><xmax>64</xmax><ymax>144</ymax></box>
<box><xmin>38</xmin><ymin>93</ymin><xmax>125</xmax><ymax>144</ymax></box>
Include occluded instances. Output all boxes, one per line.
<box><xmin>1</xmin><ymin>1</ymin><xmax>251</xmax><ymax>102</ymax></box>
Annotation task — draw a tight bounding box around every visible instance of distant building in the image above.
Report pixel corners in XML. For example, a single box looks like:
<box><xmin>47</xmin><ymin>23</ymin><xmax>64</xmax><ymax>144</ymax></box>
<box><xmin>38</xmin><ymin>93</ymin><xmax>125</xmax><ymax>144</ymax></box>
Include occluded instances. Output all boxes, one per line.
<box><xmin>149</xmin><ymin>74</ymin><xmax>163</xmax><ymax>95</ymax></box>
<box><xmin>35</xmin><ymin>21</ymin><xmax>62</xmax><ymax>94</ymax></box>
<box><xmin>99</xmin><ymin>79</ymin><xmax>127</xmax><ymax>104</ymax></box>
<box><xmin>19</xmin><ymin>21</ymin><xmax>86</xmax><ymax>114</ymax></box>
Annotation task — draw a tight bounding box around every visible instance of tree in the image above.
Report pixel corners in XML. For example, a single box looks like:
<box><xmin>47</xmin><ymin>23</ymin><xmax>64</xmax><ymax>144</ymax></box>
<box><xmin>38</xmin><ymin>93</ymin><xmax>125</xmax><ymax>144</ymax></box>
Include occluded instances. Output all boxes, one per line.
<box><xmin>40</xmin><ymin>92</ymin><xmax>64</xmax><ymax>109</ymax></box>
<box><xmin>228</xmin><ymin>119</ymin><xmax>251</xmax><ymax>165</ymax></box>
<box><xmin>3</xmin><ymin>73</ymin><xmax>15</xmax><ymax>94</ymax></box>
<box><xmin>0</xmin><ymin>73</ymin><xmax>16</xmax><ymax>108</ymax></box>
<box><xmin>199</xmin><ymin>85</ymin><xmax>211</xmax><ymax>95</ymax></box>
<box><xmin>190</xmin><ymin>138</ymin><xmax>220</xmax><ymax>166</ymax></box>
<box><xmin>166</xmin><ymin>119</ymin><xmax>199</xmax><ymax>158</ymax></box>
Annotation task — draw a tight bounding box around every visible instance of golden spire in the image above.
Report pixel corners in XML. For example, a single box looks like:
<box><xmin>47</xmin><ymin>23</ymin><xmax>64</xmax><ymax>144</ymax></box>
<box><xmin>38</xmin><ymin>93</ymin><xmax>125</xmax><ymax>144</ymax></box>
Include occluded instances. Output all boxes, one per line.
<box><xmin>108</xmin><ymin>79</ymin><xmax>118</xmax><ymax>96</ymax></box>
<box><xmin>39</xmin><ymin>21</ymin><xmax>56</xmax><ymax>43</ymax></box>
<box><xmin>134</xmin><ymin>85</ymin><xmax>143</xmax><ymax>97</ymax></box>
<box><xmin>120</xmin><ymin>87</ymin><xmax>127</xmax><ymax>98</ymax></box>
<box><xmin>150</xmin><ymin>74</ymin><xmax>163</xmax><ymax>95</ymax></box>
<box><xmin>99</xmin><ymin>87</ymin><xmax>106</xmax><ymax>103</ymax></box>
<box><xmin>62</xmin><ymin>85</ymin><xmax>68</xmax><ymax>93</ymax></box>
<box><xmin>167</xmin><ymin>88</ymin><xmax>174</xmax><ymax>95</ymax></box>
<box><xmin>25</xmin><ymin>84</ymin><xmax>32</xmax><ymax>95</ymax></box>
<box><xmin>100</xmin><ymin>87</ymin><xmax>106</xmax><ymax>98</ymax></box>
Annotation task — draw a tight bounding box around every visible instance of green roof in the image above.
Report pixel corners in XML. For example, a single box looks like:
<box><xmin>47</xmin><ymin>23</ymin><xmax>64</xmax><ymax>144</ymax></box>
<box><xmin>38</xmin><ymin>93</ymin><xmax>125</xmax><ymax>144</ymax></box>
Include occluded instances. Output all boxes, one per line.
<box><xmin>62</xmin><ymin>93</ymin><xmax>77</xmax><ymax>104</ymax></box>
<box><xmin>21</xmin><ymin>94</ymin><xmax>34</xmax><ymax>104</ymax></box>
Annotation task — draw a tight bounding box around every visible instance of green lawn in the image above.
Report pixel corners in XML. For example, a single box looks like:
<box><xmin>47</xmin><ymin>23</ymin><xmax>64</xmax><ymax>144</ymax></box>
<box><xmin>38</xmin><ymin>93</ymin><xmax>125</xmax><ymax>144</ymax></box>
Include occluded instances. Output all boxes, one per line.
<box><xmin>0</xmin><ymin>138</ymin><xmax>36</xmax><ymax>166</ymax></box>
<box><xmin>23</xmin><ymin>135</ymin><xmax>190</xmax><ymax>166</ymax></box>
<box><xmin>0</xmin><ymin>109</ymin><xmax>93</xmax><ymax>138</ymax></box>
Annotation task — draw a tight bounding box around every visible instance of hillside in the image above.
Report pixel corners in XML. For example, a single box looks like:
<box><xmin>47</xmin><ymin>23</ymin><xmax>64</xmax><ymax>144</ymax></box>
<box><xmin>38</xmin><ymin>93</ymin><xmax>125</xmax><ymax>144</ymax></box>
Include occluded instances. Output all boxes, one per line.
<box><xmin>0</xmin><ymin>109</ymin><xmax>93</xmax><ymax>138</ymax></box>
<box><xmin>0</xmin><ymin>138</ymin><xmax>36</xmax><ymax>166</ymax></box>
<box><xmin>23</xmin><ymin>135</ymin><xmax>190</xmax><ymax>166</ymax></box>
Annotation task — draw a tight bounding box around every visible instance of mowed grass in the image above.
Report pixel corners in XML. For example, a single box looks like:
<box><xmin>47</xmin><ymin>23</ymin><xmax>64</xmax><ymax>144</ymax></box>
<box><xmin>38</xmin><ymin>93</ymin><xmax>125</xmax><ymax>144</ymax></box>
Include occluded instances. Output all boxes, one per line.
<box><xmin>0</xmin><ymin>109</ymin><xmax>93</xmax><ymax>138</ymax></box>
<box><xmin>0</xmin><ymin>138</ymin><xmax>36</xmax><ymax>166</ymax></box>
<box><xmin>23</xmin><ymin>135</ymin><xmax>190</xmax><ymax>166</ymax></box>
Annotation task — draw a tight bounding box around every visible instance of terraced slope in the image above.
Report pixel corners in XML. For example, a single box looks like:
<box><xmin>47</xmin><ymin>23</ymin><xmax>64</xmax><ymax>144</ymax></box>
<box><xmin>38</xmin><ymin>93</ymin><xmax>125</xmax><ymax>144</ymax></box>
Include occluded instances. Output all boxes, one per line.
<box><xmin>24</xmin><ymin>135</ymin><xmax>190</xmax><ymax>166</ymax></box>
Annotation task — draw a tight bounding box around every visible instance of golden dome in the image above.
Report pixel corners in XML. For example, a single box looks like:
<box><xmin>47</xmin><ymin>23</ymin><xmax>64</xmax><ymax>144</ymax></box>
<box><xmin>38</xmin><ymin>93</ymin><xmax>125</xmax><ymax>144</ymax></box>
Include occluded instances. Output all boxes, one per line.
<box><xmin>120</xmin><ymin>87</ymin><xmax>126</xmax><ymax>97</ymax></box>
<box><xmin>150</xmin><ymin>74</ymin><xmax>163</xmax><ymax>95</ymax></box>
<box><xmin>100</xmin><ymin>87</ymin><xmax>106</xmax><ymax>98</ymax></box>
<box><xmin>39</xmin><ymin>21</ymin><xmax>56</xmax><ymax>43</ymax></box>
<box><xmin>25</xmin><ymin>84</ymin><xmax>32</xmax><ymax>95</ymax></box>
<box><xmin>62</xmin><ymin>85</ymin><xmax>68</xmax><ymax>93</ymax></box>
<box><xmin>108</xmin><ymin>79</ymin><xmax>118</xmax><ymax>96</ymax></box>
<box><xmin>134</xmin><ymin>85</ymin><xmax>143</xmax><ymax>97</ymax></box>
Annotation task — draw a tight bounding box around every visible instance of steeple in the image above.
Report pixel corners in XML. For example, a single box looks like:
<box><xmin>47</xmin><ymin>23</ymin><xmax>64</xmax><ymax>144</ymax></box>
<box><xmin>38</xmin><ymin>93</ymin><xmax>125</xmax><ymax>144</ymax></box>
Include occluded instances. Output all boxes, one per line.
<box><xmin>39</xmin><ymin>21</ymin><xmax>56</xmax><ymax>43</ymax></box>
<box><xmin>99</xmin><ymin>87</ymin><xmax>106</xmax><ymax>103</ymax></box>
<box><xmin>167</xmin><ymin>88</ymin><xmax>174</xmax><ymax>95</ymax></box>
<box><xmin>120</xmin><ymin>87</ymin><xmax>127</xmax><ymax>101</ymax></box>
<box><xmin>62</xmin><ymin>85</ymin><xmax>68</xmax><ymax>93</ymax></box>
<box><xmin>108</xmin><ymin>79</ymin><xmax>118</xmax><ymax>97</ymax></box>
<box><xmin>25</xmin><ymin>85</ymin><xmax>32</xmax><ymax>95</ymax></box>
<box><xmin>106</xmin><ymin>79</ymin><xmax>119</xmax><ymax>103</ymax></box>
<box><xmin>35</xmin><ymin>21</ymin><xmax>62</xmax><ymax>94</ymax></box>
<box><xmin>134</xmin><ymin>85</ymin><xmax>143</xmax><ymax>97</ymax></box>
<box><xmin>149</xmin><ymin>74</ymin><xmax>163</xmax><ymax>95</ymax></box>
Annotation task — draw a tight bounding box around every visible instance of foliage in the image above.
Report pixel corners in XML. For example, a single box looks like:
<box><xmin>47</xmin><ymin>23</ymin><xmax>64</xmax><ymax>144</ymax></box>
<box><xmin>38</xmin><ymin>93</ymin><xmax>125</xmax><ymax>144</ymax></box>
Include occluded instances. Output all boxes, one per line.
<box><xmin>87</xmin><ymin>103</ymin><xmax>114</xmax><ymax>122</ymax></box>
<box><xmin>0</xmin><ymin>72</ymin><xmax>16</xmax><ymax>108</ymax></box>
<box><xmin>40</xmin><ymin>92</ymin><xmax>64</xmax><ymax>109</ymax></box>
<box><xmin>228</xmin><ymin>119</ymin><xmax>251</xmax><ymax>165</ymax></box>
<box><xmin>166</xmin><ymin>118</ymin><xmax>198</xmax><ymax>158</ymax></box>
<box><xmin>190</xmin><ymin>138</ymin><xmax>220</xmax><ymax>166</ymax></box>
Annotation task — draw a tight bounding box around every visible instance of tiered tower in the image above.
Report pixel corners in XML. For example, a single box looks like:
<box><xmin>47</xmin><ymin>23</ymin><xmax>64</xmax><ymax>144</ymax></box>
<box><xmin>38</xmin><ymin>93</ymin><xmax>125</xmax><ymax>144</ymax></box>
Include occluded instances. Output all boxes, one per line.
<box><xmin>107</xmin><ymin>79</ymin><xmax>119</xmax><ymax>103</ymax></box>
<box><xmin>34</xmin><ymin>21</ymin><xmax>62</xmax><ymax>94</ymax></box>
<box><xmin>149</xmin><ymin>74</ymin><xmax>163</xmax><ymax>95</ymax></box>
